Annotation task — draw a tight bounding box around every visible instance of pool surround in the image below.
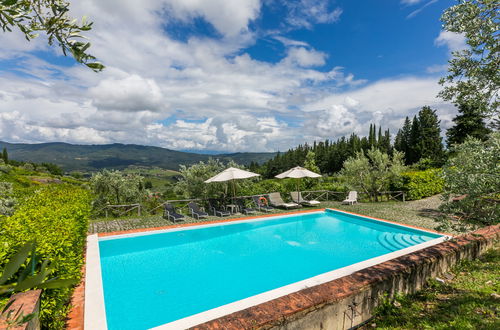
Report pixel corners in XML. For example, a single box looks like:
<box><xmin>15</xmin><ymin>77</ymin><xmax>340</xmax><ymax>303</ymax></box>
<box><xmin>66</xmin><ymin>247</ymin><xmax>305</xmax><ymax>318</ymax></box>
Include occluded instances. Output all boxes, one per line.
<box><xmin>84</xmin><ymin>208</ymin><xmax>450</xmax><ymax>329</ymax></box>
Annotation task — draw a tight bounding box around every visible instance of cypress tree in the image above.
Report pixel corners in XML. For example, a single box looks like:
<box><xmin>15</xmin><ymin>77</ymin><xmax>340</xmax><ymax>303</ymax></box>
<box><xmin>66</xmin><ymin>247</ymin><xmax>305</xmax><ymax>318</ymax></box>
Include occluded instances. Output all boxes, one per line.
<box><xmin>407</xmin><ymin>115</ymin><xmax>421</xmax><ymax>164</ymax></box>
<box><xmin>446</xmin><ymin>102</ymin><xmax>491</xmax><ymax>147</ymax></box>
<box><xmin>417</xmin><ymin>106</ymin><xmax>443</xmax><ymax>163</ymax></box>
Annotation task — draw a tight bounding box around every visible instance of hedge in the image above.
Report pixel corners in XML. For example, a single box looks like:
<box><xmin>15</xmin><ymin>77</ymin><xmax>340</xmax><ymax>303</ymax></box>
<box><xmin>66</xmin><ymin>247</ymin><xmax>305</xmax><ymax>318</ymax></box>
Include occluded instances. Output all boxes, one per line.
<box><xmin>0</xmin><ymin>185</ymin><xmax>91</xmax><ymax>329</ymax></box>
<box><xmin>394</xmin><ymin>169</ymin><xmax>444</xmax><ymax>200</ymax></box>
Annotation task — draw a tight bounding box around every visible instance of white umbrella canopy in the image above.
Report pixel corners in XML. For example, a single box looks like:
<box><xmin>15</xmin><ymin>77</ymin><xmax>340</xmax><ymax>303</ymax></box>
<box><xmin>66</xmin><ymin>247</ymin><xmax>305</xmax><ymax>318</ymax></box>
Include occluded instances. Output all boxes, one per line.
<box><xmin>204</xmin><ymin>167</ymin><xmax>260</xmax><ymax>183</ymax></box>
<box><xmin>275</xmin><ymin>166</ymin><xmax>321</xmax><ymax>196</ymax></box>
<box><xmin>205</xmin><ymin>167</ymin><xmax>260</xmax><ymax>199</ymax></box>
<box><xmin>275</xmin><ymin>166</ymin><xmax>321</xmax><ymax>179</ymax></box>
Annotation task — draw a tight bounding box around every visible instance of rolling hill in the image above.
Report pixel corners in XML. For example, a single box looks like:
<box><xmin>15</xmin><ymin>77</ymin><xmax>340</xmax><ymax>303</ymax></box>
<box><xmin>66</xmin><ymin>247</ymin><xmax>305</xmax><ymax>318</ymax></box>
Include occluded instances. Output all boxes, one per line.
<box><xmin>0</xmin><ymin>141</ymin><xmax>277</xmax><ymax>172</ymax></box>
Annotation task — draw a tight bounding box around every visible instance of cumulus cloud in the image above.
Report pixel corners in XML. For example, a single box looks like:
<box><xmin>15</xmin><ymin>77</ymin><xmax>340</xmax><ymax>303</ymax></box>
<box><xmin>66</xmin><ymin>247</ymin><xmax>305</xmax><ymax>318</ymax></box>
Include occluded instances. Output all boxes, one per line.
<box><xmin>283</xmin><ymin>47</ymin><xmax>327</xmax><ymax>67</ymax></box>
<box><xmin>165</xmin><ymin>0</ymin><xmax>261</xmax><ymax>37</ymax></box>
<box><xmin>0</xmin><ymin>0</ymin><xmax>456</xmax><ymax>153</ymax></box>
<box><xmin>89</xmin><ymin>75</ymin><xmax>164</xmax><ymax>112</ymax></box>
<box><xmin>435</xmin><ymin>31</ymin><xmax>467</xmax><ymax>52</ymax></box>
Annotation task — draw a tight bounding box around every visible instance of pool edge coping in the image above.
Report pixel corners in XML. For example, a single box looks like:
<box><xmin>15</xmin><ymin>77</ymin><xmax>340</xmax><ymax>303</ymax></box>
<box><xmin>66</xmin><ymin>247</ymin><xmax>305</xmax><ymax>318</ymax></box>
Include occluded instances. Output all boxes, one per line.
<box><xmin>84</xmin><ymin>234</ymin><xmax>107</xmax><ymax>330</ymax></box>
<box><xmin>84</xmin><ymin>207</ymin><xmax>450</xmax><ymax>329</ymax></box>
<box><xmin>152</xmin><ymin>235</ymin><xmax>449</xmax><ymax>330</ymax></box>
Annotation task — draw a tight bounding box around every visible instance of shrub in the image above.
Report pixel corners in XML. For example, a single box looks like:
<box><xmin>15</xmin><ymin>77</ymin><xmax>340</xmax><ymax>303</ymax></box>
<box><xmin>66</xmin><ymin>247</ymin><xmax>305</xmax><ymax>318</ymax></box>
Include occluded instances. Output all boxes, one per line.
<box><xmin>394</xmin><ymin>169</ymin><xmax>444</xmax><ymax>200</ymax></box>
<box><xmin>0</xmin><ymin>185</ymin><xmax>91</xmax><ymax>329</ymax></box>
<box><xmin>341</xmin><ymin>148</ymin><xmax>406</xmax><ymax>201</ymax></box>
<box><xmin>440</xmin><ymin>133</ymin><xmax>500</xmax><ymax>229</ymax></box>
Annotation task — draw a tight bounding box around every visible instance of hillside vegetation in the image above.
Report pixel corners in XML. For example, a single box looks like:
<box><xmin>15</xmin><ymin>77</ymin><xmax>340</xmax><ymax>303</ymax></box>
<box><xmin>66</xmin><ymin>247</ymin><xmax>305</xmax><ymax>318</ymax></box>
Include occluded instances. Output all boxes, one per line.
<box><xmin>0</xmin><ymin>141</ymin><xmax>277</xmax><ymax>172</ymax></box>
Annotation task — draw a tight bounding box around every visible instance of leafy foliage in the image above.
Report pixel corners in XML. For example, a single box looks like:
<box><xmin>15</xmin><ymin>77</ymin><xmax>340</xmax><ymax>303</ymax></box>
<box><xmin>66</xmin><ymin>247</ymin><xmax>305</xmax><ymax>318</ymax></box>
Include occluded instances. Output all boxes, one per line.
<box><xmin>446</xmin><ymin>102</ymin><xmax>491</xmax><ymax>147</ymax></box>
<box><xmin>440</xmin><ymin>133</ymin><xmax>500</xmax><ymax>230</ymax></box>
<box><xmin>371</xmin><ymin>248</ymin><xmax>500</xmax><ymax>329</ymax></box>
<box><xmin>0</xmin><ymin>185</ymin><xmax>91</xmax><ymax>329</ymax></box>
<box><xmin>174</xmin><ymin>159</ymin><xmax>248</xmax><ymax>199</ymax></box>
<box><xmin>395</xmin><ymin>107</ymin><xmax>444</xmax><ymax>165</ymax></box>
<box><xmin>261</xmin><ymin>123</ymin><xmax>392</xmax><ymax>177</ymax></box>
<box><xmin>341</xmin><ymin>148</ymin><xmax>406</xmax><ymax>201</ymax></box>
<box><xmin>393</xmin><ymin>169</ymin><xmax>444</xmax><ymax>200</ymax></box>
<box><xmin>90</xmin><ymin>169</ymin><xmax>147</xmax><ymax>212</ymax></box>
<box><xmin>0</xmin><ymin>0</ymin><xmax>103</xmax><ymax>71</ymax></box>
<box><xmin>0</xmin><ymin>182</ymin><xmax>16</xmax><ymax>216</ymax></box>
<box><xmin>438</xmin><ymin>0</ymin><xmax>499</xmax><ymax>118</ymax></box>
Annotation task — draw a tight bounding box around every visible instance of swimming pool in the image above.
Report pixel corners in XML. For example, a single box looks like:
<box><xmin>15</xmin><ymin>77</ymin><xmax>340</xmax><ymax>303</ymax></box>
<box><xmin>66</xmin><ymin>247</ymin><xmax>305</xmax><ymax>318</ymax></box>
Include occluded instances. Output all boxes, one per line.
<box><xmin>86</xmin><ymin>209</ymin><xmax>446</xmax><ymax>329</ymax></box>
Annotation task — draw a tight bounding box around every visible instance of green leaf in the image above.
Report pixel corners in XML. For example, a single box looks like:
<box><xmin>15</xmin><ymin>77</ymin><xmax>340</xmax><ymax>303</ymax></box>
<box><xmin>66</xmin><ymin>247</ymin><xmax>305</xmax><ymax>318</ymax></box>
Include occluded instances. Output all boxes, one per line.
<box><xmin>0</xmin><ymin>242</ymin><xmax>33</xmax><ymax>285</ymax></box>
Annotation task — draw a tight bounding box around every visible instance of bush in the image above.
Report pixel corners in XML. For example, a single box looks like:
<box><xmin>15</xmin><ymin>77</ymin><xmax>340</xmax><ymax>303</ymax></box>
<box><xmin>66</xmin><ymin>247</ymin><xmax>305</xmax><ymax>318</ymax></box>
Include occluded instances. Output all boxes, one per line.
<box><xmin>0</xmin><ymin>185</ymin><xmax>91</xmax><ymax>329</ymax></box>
<box><xmin>440</xmin><ymin>133</ymin><xmax>500</xmax><ymax>229</ymax></box>
<box><xmin>394</xmin><ymin>169</ymin><xmax>444</xmax><ymax>200</ymax></box>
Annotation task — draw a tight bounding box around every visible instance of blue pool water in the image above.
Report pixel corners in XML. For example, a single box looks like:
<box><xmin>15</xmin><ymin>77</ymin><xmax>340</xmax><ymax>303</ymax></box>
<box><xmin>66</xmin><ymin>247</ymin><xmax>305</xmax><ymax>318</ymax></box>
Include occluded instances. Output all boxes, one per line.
<box><xmin>99</xmin><ymin>210</ymin><xmax>442</xmax><ymax>329</ymax></box>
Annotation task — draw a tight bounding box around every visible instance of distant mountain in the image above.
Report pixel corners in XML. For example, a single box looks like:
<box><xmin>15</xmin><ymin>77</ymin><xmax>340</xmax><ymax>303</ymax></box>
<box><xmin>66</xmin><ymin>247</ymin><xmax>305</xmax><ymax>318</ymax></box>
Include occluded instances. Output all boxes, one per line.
<box><xmin>0</xmin><ymin>141</ymin><xmax>277</xmax><ymax>172</ymax></box>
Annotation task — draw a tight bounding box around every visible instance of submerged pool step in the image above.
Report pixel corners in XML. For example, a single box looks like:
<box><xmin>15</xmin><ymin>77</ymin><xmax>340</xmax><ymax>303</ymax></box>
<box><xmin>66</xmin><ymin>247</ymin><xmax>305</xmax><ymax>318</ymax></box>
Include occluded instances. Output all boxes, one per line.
<box><xmin>378</xmin><ymin>232</ymin><xmax>428</xmax><ymax>252</ymax></box>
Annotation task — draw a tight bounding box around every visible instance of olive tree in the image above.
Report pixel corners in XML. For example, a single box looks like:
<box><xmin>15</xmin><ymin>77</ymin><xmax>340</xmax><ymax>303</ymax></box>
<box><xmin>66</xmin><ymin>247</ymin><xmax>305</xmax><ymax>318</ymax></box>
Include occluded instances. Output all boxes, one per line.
<box><xmin>90</xmin><ymin>170</ymin><xmax>146</xmax><ymax>210</ymax></box>
<box><xmin>0</xmin><ymin>182</ymin><xmax>16</xmax><ymax>217</ymax></box>
<box><xmin>341</xmin><ymin>148</ymin><xmax>406</xmax><ymax>201</ymax></box>
<box><xmin>438</xmin><ymin>0</ymin><xmax>499</xmax><ymax>118</ymax></box>
<box><xmin>439</xmin><ymin>133</ymin><xmax>500</xmax><ymax>230</ymax></box>
<box><xmin>0</xmin><ymin>0</ymin><xmax>103</xmax><ymax>71</ymax></box>
<box><xmin>174</xmin><ymin>159</ymin><xmax>253</xmax><ymax>199</ymax></box>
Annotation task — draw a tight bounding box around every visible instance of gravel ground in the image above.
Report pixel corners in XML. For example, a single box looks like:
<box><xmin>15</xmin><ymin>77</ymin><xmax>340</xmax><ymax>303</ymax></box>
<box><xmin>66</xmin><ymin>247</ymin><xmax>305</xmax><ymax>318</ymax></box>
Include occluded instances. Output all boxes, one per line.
<box><xmin>89</xmin><ymin>195</ymin><xmax>448</xmax><ymax>234</ymax></box>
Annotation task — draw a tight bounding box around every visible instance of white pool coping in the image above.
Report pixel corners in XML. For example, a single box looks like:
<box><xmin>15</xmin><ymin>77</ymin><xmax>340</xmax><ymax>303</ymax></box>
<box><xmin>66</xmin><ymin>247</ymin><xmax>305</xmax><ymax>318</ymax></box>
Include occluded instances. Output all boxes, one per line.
<box><xmin>84</xmin><ymin>209</ymin><xmax>451</xmax><ymax>330</ymax></box>
<box><xmin>84</xmin><ymin>234</ymin><xmax>108</xmax><ymax>329</ymax></box>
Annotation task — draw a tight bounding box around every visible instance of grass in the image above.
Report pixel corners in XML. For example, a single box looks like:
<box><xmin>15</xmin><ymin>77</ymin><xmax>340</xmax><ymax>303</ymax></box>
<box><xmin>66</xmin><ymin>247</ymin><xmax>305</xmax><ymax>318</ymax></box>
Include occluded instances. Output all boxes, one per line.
<box><xmin>89</xmin><ymin>195</ymin><xmax>447</xmax><ymax>234</ymax></box>
<box><xmin>364</xmin><ymin>247</ymin><xmax>500</xmax><ymax>329</ymax></box>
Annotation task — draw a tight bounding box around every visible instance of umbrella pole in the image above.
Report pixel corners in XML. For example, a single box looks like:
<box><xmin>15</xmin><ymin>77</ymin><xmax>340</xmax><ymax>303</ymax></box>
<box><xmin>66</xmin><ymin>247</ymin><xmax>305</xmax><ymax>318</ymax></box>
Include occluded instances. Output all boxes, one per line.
<box><xmin>232</xmin><ymin>179</ymin><xmax>236</xmax><ymax>202</ymax></box>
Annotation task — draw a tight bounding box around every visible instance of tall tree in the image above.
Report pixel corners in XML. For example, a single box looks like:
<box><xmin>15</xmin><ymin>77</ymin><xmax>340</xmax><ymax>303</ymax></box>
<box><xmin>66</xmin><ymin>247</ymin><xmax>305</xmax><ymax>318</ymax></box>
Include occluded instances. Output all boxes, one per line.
<box><xmin>438</xmin><ymin>0</ymin><xmax>499</xmax><ymax>118</ymax></box>
<box><xmin>446</xmin><ymin>102</ymin><xmax>492</xmax><ymax>147</ymax></box>
<box><xmin>303</xmin><ymin>151</ymin><xmax>320</xmax><ymax>173</ymax></box>
<box><xmin>417</xmin><ymin>106</ymin><xmax>444</xmax><ymax>162</ymax></box>
<box><xmin>0</xmin><ymin>0</ymin><xmax>103</xmax><ymax>71</ymax></box>
<box><xmin>408</xmin><ymin>115</ymin><xmax>421</xmax><ymax>164</ymax></box>
<box><xmin>394</xmin><ymin>117</ymin><xmax>412</xmax><ymax>162</ymax></box>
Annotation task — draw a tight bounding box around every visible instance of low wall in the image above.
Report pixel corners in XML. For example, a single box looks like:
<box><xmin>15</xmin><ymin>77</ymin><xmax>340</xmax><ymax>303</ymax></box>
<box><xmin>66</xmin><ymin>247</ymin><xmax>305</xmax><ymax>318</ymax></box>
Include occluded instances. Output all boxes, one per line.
<box><xmin>0</xmin><ymin>290</ymin><xmax>41</xmax><ymax>330</ymax></box>
<box><xmin>192</xmin><ymin>225</ymin><xmax>500</xmax><ymax>330</ymax></box>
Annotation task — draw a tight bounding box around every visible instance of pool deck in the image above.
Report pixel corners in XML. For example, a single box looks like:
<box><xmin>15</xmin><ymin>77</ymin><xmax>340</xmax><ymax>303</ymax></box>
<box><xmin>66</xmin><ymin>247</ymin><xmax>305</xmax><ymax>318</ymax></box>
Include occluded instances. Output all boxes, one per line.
<box><xmin>69</xmin><ymin>208</ymin><xmax>451</xmax><ymax>330</ymax></box>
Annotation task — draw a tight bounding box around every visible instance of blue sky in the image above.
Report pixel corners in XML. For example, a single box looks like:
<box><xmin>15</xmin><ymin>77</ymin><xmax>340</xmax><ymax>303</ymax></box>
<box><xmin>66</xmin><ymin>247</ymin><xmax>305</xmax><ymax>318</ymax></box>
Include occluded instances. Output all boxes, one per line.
<box><xmin>0</xmin><ymin>0</ymin><xmax>463</xmax><ymax>152</ymax></box>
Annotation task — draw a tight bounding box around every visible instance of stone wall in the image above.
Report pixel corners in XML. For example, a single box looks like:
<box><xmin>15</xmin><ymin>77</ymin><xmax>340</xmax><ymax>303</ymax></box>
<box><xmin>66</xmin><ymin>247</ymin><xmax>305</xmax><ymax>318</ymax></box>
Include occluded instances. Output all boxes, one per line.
<box><xmin>193</xmin><ymin>225</ymin><xmax>499</xmax><ymax>330</ymax></box>
<box><xmin>0</xmin><ymin>290</ymin><xmax>41</xmax><ymax>330</ymax></box>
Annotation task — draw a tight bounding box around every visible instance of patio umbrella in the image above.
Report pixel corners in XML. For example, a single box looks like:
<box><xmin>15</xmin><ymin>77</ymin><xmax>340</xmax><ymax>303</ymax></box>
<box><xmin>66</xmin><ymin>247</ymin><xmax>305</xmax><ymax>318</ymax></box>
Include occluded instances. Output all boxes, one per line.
<box><xmin>275</xmin><ymin>166</ymin><xmax>321</xmax><ymax>194</ymax></box>
<box><xmin>205</xmin><ymin>167</ymin><xmax>260</xmax><ymax>199</ymax></box>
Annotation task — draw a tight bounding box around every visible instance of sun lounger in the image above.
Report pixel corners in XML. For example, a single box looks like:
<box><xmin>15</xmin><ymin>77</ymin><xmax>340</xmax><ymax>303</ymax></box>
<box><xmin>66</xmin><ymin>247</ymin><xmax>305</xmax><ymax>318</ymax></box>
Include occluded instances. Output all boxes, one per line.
<box><xmin>235</xmin><ymin>199</ymin><xmax>257</xmax><ymax>215</ymax></box>
<box><xmin>252</xmin><ymin>195</ymin><xmax>274</xmax><ymax>212</ymax></box>
<box><xmin>188</xmin><ymin>202</ymin><xmax>209</xmax><ymax>219</ymax></box>
<box><xmin>163</xmin><ymin>203</ymin><xmax>185</xmax><ymax>222</ymax></box>
<box><xmin>291</xmin><ymin>191</ymin><xmax>321</xmax><ymax>206</ymax></box>
<box><xmin>268</xmin><ymin>192</ymin><xmax>300</xmax><ymax>209</ymax></box>
<box><xmin>342</xmin><ymin>191</ymin><xmax>358</xmax><ymax>205</ymax></box>
<box><xmin>208</xmin><ymin>198</ymin><xmax>231</xmax><ymax>217</ymax></box>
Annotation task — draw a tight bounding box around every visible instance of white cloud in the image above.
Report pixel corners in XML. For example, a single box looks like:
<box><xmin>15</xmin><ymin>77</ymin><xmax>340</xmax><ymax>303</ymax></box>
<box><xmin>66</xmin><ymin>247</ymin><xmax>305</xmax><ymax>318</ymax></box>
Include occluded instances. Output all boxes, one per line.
<box><xmin>273</xmin><ymin>36</ymin><xmax>309</xmax><ymax>48</ymax></box>
<box><xmin>280</xmin><ymin>0</ymin><xmax>342</xmax><ymax>29</ymax></box>
<box><xmin>165</xmin><ymin>0</ymin><xmax>261</xmax><ymax>37</ymax></box>
<box><xmin>89</xmin><ymin>75</ymin><xmax>164</xmax><ymax>112</ymax></box>
<box><xmin>0</xmin><ymin>0</ymin><xmax>456</xmax><ymax>154</ymax></box>
<box><xmin>435</xmin><ymin>31</ymin><xmax>467</xmax><ymax>52</ymax></box>
<box><xmin>401</xmin><ymin>0</ymin><xmax>424</xmax><ymax>5</ymax></box>
<box><xmin>283</xmin><ymin>47</ymin><xmax>327</xmax><ymax>67</ymax></box>
<box><xmin>426</xmin><ymin>64</ymin><xmax>448</xmax><ymax>74</ymax></box>
<box><xmin>406</xmin><ymin>0</ymin><xmax>437</xmax><ymax>19</ymax></box>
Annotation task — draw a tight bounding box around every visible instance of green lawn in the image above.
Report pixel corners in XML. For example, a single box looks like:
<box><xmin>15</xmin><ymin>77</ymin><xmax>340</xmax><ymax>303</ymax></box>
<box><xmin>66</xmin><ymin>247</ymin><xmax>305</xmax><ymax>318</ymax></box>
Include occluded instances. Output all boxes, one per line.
<box><xmin>89</xmin><ymin>195</ymin><xmax>446</xmax><ymax>234</ymax></box>
<box><xmin>365</xmin><ymin>247</ymin><xmax>500</xmax><ymax>329</ymax></box>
